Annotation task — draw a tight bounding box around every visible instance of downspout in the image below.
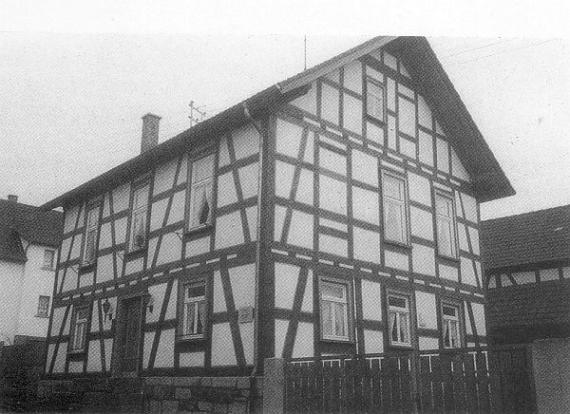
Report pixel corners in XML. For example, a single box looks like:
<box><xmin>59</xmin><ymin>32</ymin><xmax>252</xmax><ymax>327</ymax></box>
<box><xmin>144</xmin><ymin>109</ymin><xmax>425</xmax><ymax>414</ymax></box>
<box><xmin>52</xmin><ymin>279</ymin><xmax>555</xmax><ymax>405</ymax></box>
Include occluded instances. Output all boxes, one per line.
<box><xmin>243</xmin><ymin>101</ymin><xmax>266</xmax><ymax>380</ymax></box>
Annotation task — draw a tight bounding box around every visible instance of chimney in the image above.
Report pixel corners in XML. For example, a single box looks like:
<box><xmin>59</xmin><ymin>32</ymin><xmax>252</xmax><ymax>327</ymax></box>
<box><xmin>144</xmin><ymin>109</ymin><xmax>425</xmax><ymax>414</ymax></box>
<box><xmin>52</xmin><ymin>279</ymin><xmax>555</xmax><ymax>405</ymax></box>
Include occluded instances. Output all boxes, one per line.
<box><xmin>7</xmin><ymin>194</ymin><xmax>18</xmax><ymax>203</ymax></box>
<box><xmin>141</xmin><ymin>113</ymin><xmax>161</xmax><ymax>153</ymax></box>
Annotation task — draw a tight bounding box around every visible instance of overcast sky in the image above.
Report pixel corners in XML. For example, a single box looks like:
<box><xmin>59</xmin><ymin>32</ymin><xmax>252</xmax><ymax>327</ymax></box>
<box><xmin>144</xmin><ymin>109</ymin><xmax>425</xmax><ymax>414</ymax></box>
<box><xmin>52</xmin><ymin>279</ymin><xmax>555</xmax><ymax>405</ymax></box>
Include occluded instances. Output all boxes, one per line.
<box><xmin>0</xmin><ymin>1</ymin><xmax>568</xmax><ymax>220</ymax></box>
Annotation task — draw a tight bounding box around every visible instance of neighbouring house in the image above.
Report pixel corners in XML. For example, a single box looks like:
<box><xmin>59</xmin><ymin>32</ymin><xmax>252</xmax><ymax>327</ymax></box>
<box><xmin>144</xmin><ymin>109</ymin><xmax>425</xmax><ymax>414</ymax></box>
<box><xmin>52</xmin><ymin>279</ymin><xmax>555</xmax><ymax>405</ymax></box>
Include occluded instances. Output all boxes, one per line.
<box><xmin>482</xmin><ymin>205</ymin><xmax>570</xmax><ymax>345</ymax></box>
<box><xmin>40</xmin><ymin>36</ymin><xmax>513</xmax><ymax>396</ymax></box>
<box><xmin>0</xmin><ymin>195</ymin><xmax>62</xmax><ymax>345</ymax></box>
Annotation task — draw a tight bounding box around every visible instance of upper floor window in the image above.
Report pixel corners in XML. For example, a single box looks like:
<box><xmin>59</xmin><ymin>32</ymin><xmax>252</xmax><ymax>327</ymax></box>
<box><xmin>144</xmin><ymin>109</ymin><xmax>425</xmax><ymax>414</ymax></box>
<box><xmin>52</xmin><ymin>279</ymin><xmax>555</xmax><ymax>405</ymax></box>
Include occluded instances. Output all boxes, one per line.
<box><xmin>388</xmin><ymin>293</ymin><xmax>412</xmax><ymax>347</ymax></box>
<box><xmin>43</xmin><ymin>249</ymin><xmax>55</xmax><ymax>270</ymax></box>
<box><xmin>366</xmin><ymin>79</ymin><xmax>385</xmax><ymax>122</ymax></box>
<box><xmin>70</xmin><ymin>305</ymin><xmax>89</xmax><ymax>352</ymax></box>
<box><xmin>179</xmin><ymin>280</ymin><xmax>207</xmax><ymax>339</ymax></box>
<box><xmin>129</xmin><ymin>184</ymin><xmax>149</xmax><ymax>252</ymax></box>
<box><xmin>441</xmin><ymin>302</ymin><xmax>461</xmax><ymax>349</ymax></box>
<box><xmin>435</xmin><ymin>191</ymin><xmax>458</xmax><ymax>258</ymax></box>
<box><xmin>382</xmin><ymin>172</ymin><xmax>409</xmax><ymax>245</ymax></box>
<box><xmin>37</xmin><ymin>295</ymin><xmax>50</xmax><ymax>317</ymax></box>
<box><xmin>320</xmin><ymin>279</ymin><xmax>351</xmax><ymax>342</ymax></box>
<box><xmin>82</xmin><ymin>205</ymin><xmax>100</xmax><ymax>266</ymax></box>
<box><xmin>188</xmin><ymin>154</ymin><xmax>215</xmax><ymax>230</ymax></box>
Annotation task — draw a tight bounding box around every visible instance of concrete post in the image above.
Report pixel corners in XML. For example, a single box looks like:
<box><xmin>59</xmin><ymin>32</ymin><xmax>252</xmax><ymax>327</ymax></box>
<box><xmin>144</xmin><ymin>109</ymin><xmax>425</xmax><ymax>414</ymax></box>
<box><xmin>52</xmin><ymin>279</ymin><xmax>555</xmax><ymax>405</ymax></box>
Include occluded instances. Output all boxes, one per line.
<box><xmin>531</xmin><ymin>338</ymin><xmax>570</xmax><ymax>414</ymax></box>
<box><xmin>263</xmin><ymin>358</ymin><xmax>285</xmax><ymax>414</ymax></box>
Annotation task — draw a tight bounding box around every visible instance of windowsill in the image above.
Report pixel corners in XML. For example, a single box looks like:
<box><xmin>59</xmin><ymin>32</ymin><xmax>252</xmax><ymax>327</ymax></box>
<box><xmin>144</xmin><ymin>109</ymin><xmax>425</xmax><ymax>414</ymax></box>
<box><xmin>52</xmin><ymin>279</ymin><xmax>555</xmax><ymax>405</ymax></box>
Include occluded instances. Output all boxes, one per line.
<box><xmin>78</xmin><ymin>261</ymin><xmax>96</xmax><ymax>272</ymax></box>
<box><xmin>365</xmin><ymin>114</ymin><xmax>386</xmax><ymax>127</ymax></box>
<box><xmin>35</xmin><ymin>314</ymin><xmax>49</xmax><ymax>319</ymax></box>
<box><xmin>388</xmin><ymin>342</ymin><xmax>413</xmax><ymax>350</ymax></box>
<box><xmin>67</xmin><ymin>349</ymin><xmax>86</xmax><ymax>355</ymax></box>
<box><xmin>186</xmin><ymin>224</ymin><xmax>214</xmax><ymax>237</ymax></box>
<box><xmin>320</xmin><ymin>336</ymin><xmax>353</xmax><ymax>344</ymax></box>
<box><xmin>384</xmin><ymin>239</ymin><xmax>412</xmax><ymax>250</ymax></box>
<box><xmin>437</xmin><ymin>254</ymin><xmax>460</xmax><ymax>264</ymax></box>
<box><xmin>176</xmin><ymin>334</ymin><xmax>207</xmax><ymax>343</ymax></box>
<box><xmin>125</xmin><ymin>246</ymin><xmax>147</xmax><ymax>258</ymax></box>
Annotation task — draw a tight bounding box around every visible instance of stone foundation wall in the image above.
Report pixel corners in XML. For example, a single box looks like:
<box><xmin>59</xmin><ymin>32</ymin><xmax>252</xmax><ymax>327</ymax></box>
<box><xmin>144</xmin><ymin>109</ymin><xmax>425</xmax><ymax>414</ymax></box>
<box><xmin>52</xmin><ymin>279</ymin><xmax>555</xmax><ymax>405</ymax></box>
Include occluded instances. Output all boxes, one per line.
<box><xmin>38</xmin><ymin>376</ymin><xmax>263</xmax><ymax>413</ymax></box>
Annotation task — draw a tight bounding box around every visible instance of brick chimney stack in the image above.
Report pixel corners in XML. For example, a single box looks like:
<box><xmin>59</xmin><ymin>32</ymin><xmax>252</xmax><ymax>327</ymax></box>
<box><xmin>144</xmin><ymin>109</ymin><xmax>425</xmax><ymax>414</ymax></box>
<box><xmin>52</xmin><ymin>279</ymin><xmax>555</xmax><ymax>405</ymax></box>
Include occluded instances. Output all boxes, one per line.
<box><xmin>7</xmin><ymin>194</ymin><xmax>18</xmax><ymax>203</ymax></box>
<box><xmin>141</xmin><ymin>113</ymin><xmax>161</xmax><ymax>153</ymax></box>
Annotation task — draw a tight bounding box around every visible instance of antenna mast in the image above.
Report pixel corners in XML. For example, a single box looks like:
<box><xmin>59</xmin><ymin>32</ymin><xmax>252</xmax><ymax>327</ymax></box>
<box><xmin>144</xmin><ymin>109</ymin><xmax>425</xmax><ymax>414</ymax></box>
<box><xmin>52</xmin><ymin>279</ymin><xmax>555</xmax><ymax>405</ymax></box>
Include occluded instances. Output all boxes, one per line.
<box><xmin>188</xmin><ymin>100</ymin><xmax>207</xmax><ymax>127</ymax></box>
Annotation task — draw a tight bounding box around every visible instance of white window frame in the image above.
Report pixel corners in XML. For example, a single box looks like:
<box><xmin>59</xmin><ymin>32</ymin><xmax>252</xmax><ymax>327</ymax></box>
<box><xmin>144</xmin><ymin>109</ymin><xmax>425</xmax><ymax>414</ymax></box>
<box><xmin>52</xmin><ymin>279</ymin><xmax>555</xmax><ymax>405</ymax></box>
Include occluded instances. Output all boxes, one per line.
<box><xmin>129</xmin><ymin>184</ymin><xmax>149</xmax><ymax>252</ymax></box>
<box><xmin>320</xmin><ymin>279</ymin><xmax>351</xmax><ymax>342</ymax></box>
<box><xmin>441</xmin><ymin>302</ymin><xmax>462</xmax><ymax>349</ymax></box>
<box><xmin>435</xmin><ymin>191</ymin><xmax>458</xmax><ymax>259</ymax></box>
<box><xmin>366</xmin><ymin>78</ymin><xmax>385</xmax><ymax>122</ymax></box>
<box><xmin>81</xmin><ymin>205</ymin><xmax>100</xmax><ymax>266</ymax></box>
<box><xmin>387</xmin><ymin>293</ymin><xmax>412</xmax><ymax>347</ymax></box>
<box><xmin>70</xmin><ymin>305</ymin><xmax>89</xmax><ymax>352</ymax></box>
<box><xmin>181</xmin><ymin>280</ymin><xmax>207</xmax><ymax>339</ymax></box>
<box><xmin>382</xmin><ymin>171</ymin><xmax>409</xmax><ymax>245</ymax></box>
<box><xmin>43</xmin><ymin>249</ymin><xmax>55</xmax><ymax>270</ymax></box>
<box><xmin>188</xmin><ymin>154</ymin><xmax>215</xmax><ymax>231</ymax></box>
<box><xmin>37</xmin><ymin>295</ymin><xmax>50</xmax><ymax>317</ymax></box>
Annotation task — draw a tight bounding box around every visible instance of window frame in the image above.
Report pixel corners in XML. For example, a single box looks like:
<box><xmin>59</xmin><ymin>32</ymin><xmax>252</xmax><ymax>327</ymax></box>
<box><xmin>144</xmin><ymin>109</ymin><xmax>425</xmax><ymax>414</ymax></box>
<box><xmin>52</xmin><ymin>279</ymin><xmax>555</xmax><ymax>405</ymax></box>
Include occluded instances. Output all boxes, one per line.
<box><xmin>81</xmin><ymin>203</ymin><xmax>101</xmax><ymax>267</ymax></box>
<box><xmin>387</xmin><ymin>292</ymin><xmax>413</xmax><ymax>348</ymax></box>
<box><xmin>187</xmin><ymin>153</ymin><xmax>216</xmax><ymax>233</ymax></box>
<box><xmin>42</xmin><ymin>249</ymin><xmax>55</xmax><ymax>270</ymax></box>
<box><xmin>440</xmin><ymin>300</ymin><xmax>463</xmax><ymax>349</ymax></box>
<box><xmin>381</xmin><ymin>170</ymin><xmax>410</xmax><ymax>247</ymax></box>
<box><xmin>319</xmin><ymin>277</ymin><xmax>353</xmax><ymax>343</ymax></box>
<box><xmin>36</xmin><ymin>295</ymin><xmax>50</xmax><ymax>318</ymax></box>
<box><xmin>434</xmin><ymin>190</ymin><xmax>459</xmax><ymax>260</ymax></box>
<box><xmin>128</xmin><ymin>181</ymin><xmax>150</xmax><ymax>253</ymax></box>
<box><xmin>69</xmin><ymin>303</ymin><xmax>91</xmax><ymax>354</ymax></box>
<box><xmin>177</xmin><ymin>275</ymin><xmax>210</xmax><ymax>342</ymax></box>
<box><xmin>365</xmin><ymin>77</ymin><xmax>386</xmax><ymax>123</ymax></box>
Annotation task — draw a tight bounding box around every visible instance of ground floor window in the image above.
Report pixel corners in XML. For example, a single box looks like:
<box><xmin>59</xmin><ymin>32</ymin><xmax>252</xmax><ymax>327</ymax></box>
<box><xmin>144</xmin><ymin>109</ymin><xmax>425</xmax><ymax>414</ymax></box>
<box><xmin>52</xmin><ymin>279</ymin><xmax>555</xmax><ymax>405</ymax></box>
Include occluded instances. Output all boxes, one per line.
<box><xmin>320</xmin><ymin>279</ymin><xmax>351</xmax><ymax>341</ymax></box>
<box><xmin>441</xmin><ymin>302</ymin><xmax>462</xmax><ymax>349</ymax></box>
<box><xmin>388</xmin><ymin>293</ymin><xmax>412</xmax><ymax>347</ymax></box>
<box><xmin>180</xmin><ymin>280</ymin><xmax>207</xmax><ymax>339</ymax></box>
<box><xmin>70</xmin><ymin>305</ymin><xmax>90</xmax><ymax>352</ymax></box>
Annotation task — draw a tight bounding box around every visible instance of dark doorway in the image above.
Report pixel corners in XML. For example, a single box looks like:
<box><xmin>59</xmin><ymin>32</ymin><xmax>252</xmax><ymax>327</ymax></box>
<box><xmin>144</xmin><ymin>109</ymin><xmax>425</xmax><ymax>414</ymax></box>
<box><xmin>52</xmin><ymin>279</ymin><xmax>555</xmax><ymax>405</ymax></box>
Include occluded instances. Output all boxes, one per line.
<box><xmin>116</xmin><ymin>296</ymin><xmax>143</xmax><ymax>376</ymax></box>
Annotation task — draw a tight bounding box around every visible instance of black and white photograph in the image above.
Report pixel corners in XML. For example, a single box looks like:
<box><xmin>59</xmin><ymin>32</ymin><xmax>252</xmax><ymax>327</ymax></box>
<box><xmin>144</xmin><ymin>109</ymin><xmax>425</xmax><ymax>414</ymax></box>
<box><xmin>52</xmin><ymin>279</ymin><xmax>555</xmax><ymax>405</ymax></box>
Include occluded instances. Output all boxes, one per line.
<box><xmin>0</xmin><ymin>1</ymin><xmax>568</xmax><ymax>412</ymax></box>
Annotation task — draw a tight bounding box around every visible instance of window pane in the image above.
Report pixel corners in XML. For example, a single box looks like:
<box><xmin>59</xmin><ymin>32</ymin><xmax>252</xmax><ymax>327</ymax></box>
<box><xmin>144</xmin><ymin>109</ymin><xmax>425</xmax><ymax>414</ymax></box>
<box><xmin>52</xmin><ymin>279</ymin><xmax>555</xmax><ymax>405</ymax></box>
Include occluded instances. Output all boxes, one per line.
<box><xmin>187</xmin><ymin>283</ymin><xmax>205</xmax><ymax>298</ymax></box>
<box><xmin>437</xmin><ymin>220</ymin><xmax>452</xmax><ymax>256</ymax></box>
<box><xmin>191</xmin><ymin>184</ymin><xmax>213</xmax><ymax>227</ymax></box>
<box><xmin>390</xmin><ymin>312</ymin><xmax>398</xmax><ymax>342</ymax></box>
<box><xmin>192</xmin><ymin>155</ymin><xmax>214</xmax><ymax>183</ymax></box>
<box><xmin>322</xmin><ymin>301</ymin><xmax>333</xmax><ymax>336</ymax></box>
<box><xmin>384</xmin><ymin>175</ymin><xmax>403</xmax><ymax>200</ymax></box>
<box><xmin>87</xmin><ymin>208</ymin><xmax>98</xmax><ymax>227</ymax></box>
<box><xmin>322</xmin><ymin>283</ymin><xmax>344</xmax><ymax>300</ymax></box>
<box><xmin>442</xmin><ymin>305</ymin><xmax>457</xmax><ymax>317</ymax></box>
<box><xmin>399</xmin><ymin>314</ymin><xmax>410</xmax><ymax>343</ymax></box>
<box><xmin>385</xmin><ymin>201</ymin><xmax>404</xmax><ymax>242</ymax></box>
<box><xmin>436</xmin><ymin>195</ymin><xmax>452</xmax><ymax>217</ymax></box>
<box><xmin>443</xmin><ymin>321</ymin><xmax>450</xmax><ymax>347</ymax></box>
<box><xmin>388</xmin><ymin>296</ymin><xmax>407</xmax><ymax>309</ymax></box>
<box><xmin>134</xmin><ymin>186</ymin><xmax>149</xmax><ymax>208</ymax></box>
<box><xmin>197</xmin><ymin>301</ymin><xmax>206</xmax><ymax>335</ymax></box>
<box><xmin>334</xmin><ymin>302</ymin><xmax>346</xmax><ymax>337</ymax></box>
<box><xmin>450</xmin><ymin>321</ymin><xmax>458</xmax><ymax>347</ymax></box>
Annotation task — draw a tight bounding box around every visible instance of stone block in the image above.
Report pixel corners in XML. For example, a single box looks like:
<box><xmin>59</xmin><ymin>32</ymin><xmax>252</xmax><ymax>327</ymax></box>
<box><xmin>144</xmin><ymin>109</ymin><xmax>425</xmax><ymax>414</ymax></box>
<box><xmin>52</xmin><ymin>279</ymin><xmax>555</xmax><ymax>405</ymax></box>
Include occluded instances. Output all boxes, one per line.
<box><xmin>162</xmin><ymin>400</ymin><xmax>179</xmax><ymax>414</ymax></box>
<box><xmin>174</xmin><ymin>387</ymin><xmax>192</xmax><ymax>400</ymax></box>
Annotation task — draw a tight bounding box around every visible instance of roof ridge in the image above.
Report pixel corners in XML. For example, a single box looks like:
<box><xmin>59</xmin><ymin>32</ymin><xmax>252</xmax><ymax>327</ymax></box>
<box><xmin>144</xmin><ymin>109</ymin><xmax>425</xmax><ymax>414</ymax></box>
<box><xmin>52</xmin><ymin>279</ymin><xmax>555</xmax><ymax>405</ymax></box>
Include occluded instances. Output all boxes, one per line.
<box><xmin>482</xmin><ymin>204</ymin><xmax>570</xmax><ymax>223</ymax></box>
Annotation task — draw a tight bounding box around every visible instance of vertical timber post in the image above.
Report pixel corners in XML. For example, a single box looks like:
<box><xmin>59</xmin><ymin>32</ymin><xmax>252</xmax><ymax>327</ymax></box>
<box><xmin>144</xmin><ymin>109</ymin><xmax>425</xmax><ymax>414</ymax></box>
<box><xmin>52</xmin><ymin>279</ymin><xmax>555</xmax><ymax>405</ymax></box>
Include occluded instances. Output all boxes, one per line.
<box><xmin>263</xmin><ymin>358</ymin><xmax>286</xmax><ymax>414</ymax></box>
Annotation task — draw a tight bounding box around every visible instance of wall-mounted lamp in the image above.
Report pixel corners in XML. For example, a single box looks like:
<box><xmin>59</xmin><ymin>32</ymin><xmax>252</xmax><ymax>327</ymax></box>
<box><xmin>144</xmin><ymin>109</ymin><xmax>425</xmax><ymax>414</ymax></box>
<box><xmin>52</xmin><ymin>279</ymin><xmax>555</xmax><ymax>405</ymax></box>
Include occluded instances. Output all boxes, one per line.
<box><xmin>102</xmin><ymin>298</ymin><xmax>114</xmax><ymax>321</ymax></box>
<box><xmin>146</xmin><ymin>295</ymin><xmax>155</xmax><ymax>314</ymax></box>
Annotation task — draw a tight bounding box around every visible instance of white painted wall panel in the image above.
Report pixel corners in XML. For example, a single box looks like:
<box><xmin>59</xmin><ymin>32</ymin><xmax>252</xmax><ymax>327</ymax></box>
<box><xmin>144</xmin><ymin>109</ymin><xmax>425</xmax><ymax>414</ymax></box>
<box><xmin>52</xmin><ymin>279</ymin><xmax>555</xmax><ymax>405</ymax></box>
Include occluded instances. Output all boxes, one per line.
<box><xmin>179</xmin><ymin>352</ymin><xmax>205</xmax><ymax>368</ymax></box>
<box><xmin>319</xmin><ymin>175</ymin><xmax>346</xmax><ymax>215</ymax></box>
<box><xmin>275</xmin><ymin>161</ymin><xmax>295</xmax><ymax>199</ymax></box>
<box><xmin>461</xmin><ymin>193</ymin><xmax>478</xmax><ymax>223</ymax></box>
<box><xmin>417</xmin><ymin>95</ymin><xmax>432</xmax><ymax>129</ymax></box>
<box><xmin>361</xmin><ymin>279</ymin><xmax>382</xmax><ymax>321</ymax></box>
<box><xmin>398</xmin><ymin>97</ymin><xmax>416</xmax><ymax>137</ymax></box>
<box><xmin>68</xmin><ymin>360</ymin><xmax>83</xmax><ymax>373</ymax></box>
<box><xmin>240</xmin><ymin>323</ymin><xmax>254</xmax><ymax>365</ymax></box>
<box><xmin>540</xmin><ymin>268</ymin><xmax>559</xmax><ymax>282</ymax></box>
<box><xmin>320</xmin><ymin>147</ymin><xmax>347</xmax><ymax>176</ymax></box>
<box><xmin>472</xmin><ymin>303</ymin><xmax>486</xmax><ymax>336</ymax></box>
<box><xmin>352</xmin><ymin>186</ymin><xmax>379</xmax><ymax>225</ymax></box>
<box><xmin>186</xmin><ymin>236</ymin><xmax>211</xmax><ymax>257</ymax></box>
<box><xmin>217</xmin><ymin>172</ymin><xmax>238</xmax><ymax>207</ymax></box>
<box><xmin>86</xmin><ymin>340</ymin><xmax>102</xmax><ymax>372</ymax></box>
<box><xmin>343</xmin><ymin>61</ymin><xmax>362</xmax><ymax>94</ymax></box>
<box><xmin>410</xmin><ymin>207</ymin><xmax>433</xmax><ymax>241</ymax></box>
<box><xmin>290</xmin><ymin>82</ymin><xmax>317</xmax><ymax>115</ymax></box>
<box><xmin>353</xmin><ymin>226</ymin><xmax>381</xmax><ymax>263</ymax></box>
<box><xmin>301</xmin><ymin>271</ymin><xmax>313</xmax><ymax>313</ymax></box>
<box><xmin>155</xmin><ymin>233</ymin><xmax>182</xmax><ymax>266</ymax></box>
<box><xmin>415</xmin><ymin>291</ymin><xmax>437</xmax><ymax>329</ymax></box>
<box><xmin>219</xmin><ymin>137</ymin><xmax>231</xmax><ymax>168</ymax></box>
<box><xmin>343</xmin><ymin>93</ymin><xmax>362</xmax><ymax>134</ymax></box>
<box><xmin>366</xmin><ymin>121</ymin><xmax>384</xmax><ymax>146</ymax></box>
<box><xmin>63</xmin><ymin>206</ymin><xmax>79</xmax><ymax>233</ymax></box>
<box><xmin>53</xmin><ymin>342</ymin><xmax>67</xmax><ymax>373</ymax></box>
<box><xmin>408</xmin><ymin>172</ymin><xmax>431</xmax><ymax>207</ymax></box>
<box><xmin>418</xmin><ymin>130</ymin><xmax>434</xmax><ymax>167</ymax></box>
<box><xmin>274</xmin><ymin>263</ymin><xmax>300</xmax><ymax>309</ymax></box>
<box><xmin>146</xmin><ymin>283</ymin><xmax>167</xmax><ymax>324</ymax></box>
<box><xmin>215</xmin><ymin>212</ymin><xmax>244</xmax><ymax>250</ymax></box>
<box><xmin>229</xmin><ymin>264</ymin><xmax>255</xmax><ymax>309</ymax></box>
<box><xmin>451</xmin><ymin>148</ymin><xmax>471</xmax><ymax>182</ymax></box>
<box><xmin>321</xmin><ymin>83</ymin><xmax>340</xmax><ymax>125</ymax></box>
<box><xmin>167</xmin><ymin>191</ymin><xmax>186</xmax><ymax>225</ymax></box>
<box><xmin>385</xmin><ymin>250</ymin><xmax>409</xmax><ymax>271</ymax></box>
<box><xmin>233</xmin><ymin>124</ymin><xmax>260</xmax><ymax>160</ymax></box>
<box><xmin>287</xmin><ymin>210</ymin><xmax>313</xmax><ymax>249</ymax></box>
<box><xmin>436</xmin><ymin>138</ymin><xmax>449</xmax><ymax>174</ymax></box>
<box><xmin>412</xmin><ymin>244</ymin><xmax>436</xmax><ymax>277</ymax></box>
<box><xmin>153</xmin><ymin>158</ymin><xmax>177</xmax><ymax>196</ymax></box>
<box><xmin>246</xmin><ymin>206</ymin><xmax>258</xmax><ymax>241</ymax></box>
<box><xmin>439</xmin><ymin>264</ymin><xmax>459</xmax><ymax>282</ymax></box>
<box><xmin>364</xmin><ymin>330</ymin><xmax>383</xmax><ymax>353</ymax></box>
<box><xmin>468</xmin><ymin>227</ymin><xmax>480</xmax><ymax>255</ymax></box>
<box><xmin>419</xmin><ymin>337</ymin><xmax>439</xmax><ymax>350</ymax></box>
<box><xmin>274</xmin><ymin>319</ymin><xmax>288</xmax><ymax>358</ymax></box>
<box><xmin>238</xmin><ymin>162</ymin><xmax>259</xmax><ymax>199</ymax></box>
<box><xmin>319</xmin><ymin>234</ymin><xmax>348</xmax><ymax>258</ymax></box>
<box><xmin>275</xmin><ymin>118</ymin><xmax>303</xmax><ymax>158</ymax></box>
<box><xmin>274</xmin><ymin>205</ymin><xmax>287</xmax><ymax>241</ymax></box>
<box><xmin>292</xmin><ymin>322</ymin><xmax>313</xmax><ymax>358</ymax></box>
<box><xmin>400</xmin><ymin>137</ymin><xmax>416</xmax><ymax>159</ymax></box>
<box><xmin>352</xmin><ymin>150</ymin><xmax>378</xmax><ymax>187</ymax></box>
<box><xmin>461</xmin><ymin>258</ymin><xmax>477</xmax><ymax>286</ymax></box>
<box><xmin>154</xmin><ymin>328</ymin><xmax>175</xmax><ymax>368</ymax></box>
<box><xmin>295</xmin><ymin>169</ymin><xmax>314</xmax><ymax>205</ymax></box>
<box><xmin>213</xmin><ymin>271</ymin><xmax>226</xmax><ymax>313</ymax></box>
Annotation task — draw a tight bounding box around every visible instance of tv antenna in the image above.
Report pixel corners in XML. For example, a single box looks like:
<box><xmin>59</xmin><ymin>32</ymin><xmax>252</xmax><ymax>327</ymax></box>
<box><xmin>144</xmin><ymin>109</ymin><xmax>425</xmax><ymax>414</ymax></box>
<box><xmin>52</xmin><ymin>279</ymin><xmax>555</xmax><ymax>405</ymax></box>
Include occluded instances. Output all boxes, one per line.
<box><xmin>188</xmin><ymin>100</ymin><xmax>207</xmax><ymax>127</ymax></box>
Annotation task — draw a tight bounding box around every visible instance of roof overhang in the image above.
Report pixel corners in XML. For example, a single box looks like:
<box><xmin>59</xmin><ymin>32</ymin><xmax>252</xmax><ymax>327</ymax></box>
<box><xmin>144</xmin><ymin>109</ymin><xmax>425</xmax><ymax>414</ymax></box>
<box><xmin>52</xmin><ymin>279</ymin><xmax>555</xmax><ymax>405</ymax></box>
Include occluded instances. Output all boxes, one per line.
<box><xmin>42</xmin><ymin>36</ymin><xmax>513</xmax><ymax>210</ymax></box>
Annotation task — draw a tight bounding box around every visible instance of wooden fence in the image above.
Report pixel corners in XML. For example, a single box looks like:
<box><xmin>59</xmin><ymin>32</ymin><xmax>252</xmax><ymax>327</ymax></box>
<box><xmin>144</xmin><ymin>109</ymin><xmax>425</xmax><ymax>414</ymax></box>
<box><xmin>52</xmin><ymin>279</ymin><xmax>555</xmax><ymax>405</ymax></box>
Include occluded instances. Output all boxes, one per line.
<box><xmin>284</xmin><ymin>345</ymin><xmax>535</xmax><ymax>414</ymax></box>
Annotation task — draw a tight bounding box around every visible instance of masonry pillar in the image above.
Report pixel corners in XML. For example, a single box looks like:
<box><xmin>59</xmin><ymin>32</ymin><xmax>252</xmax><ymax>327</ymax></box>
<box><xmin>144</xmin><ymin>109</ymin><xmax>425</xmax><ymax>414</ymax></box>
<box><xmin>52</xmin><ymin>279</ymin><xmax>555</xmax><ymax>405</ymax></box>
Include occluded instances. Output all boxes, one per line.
<box><xmin>263</xmin><ymin>358</ymin><xmax>285</xmax><ymax>414</ymax></box>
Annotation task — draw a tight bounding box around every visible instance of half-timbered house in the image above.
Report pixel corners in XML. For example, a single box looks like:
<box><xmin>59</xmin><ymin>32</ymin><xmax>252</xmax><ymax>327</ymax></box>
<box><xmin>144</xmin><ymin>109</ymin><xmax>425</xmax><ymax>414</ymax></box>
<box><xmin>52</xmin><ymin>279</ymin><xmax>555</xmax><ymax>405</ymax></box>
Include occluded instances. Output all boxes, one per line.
<box><xmin>41</xmin><ymin>36</ymin><xmax>513</xmax><ymax>393</ymax></box>
<box><xmin>482</xmin><ymin>205</ymin><xmax>570</xmax><ymax>344</ymax></box>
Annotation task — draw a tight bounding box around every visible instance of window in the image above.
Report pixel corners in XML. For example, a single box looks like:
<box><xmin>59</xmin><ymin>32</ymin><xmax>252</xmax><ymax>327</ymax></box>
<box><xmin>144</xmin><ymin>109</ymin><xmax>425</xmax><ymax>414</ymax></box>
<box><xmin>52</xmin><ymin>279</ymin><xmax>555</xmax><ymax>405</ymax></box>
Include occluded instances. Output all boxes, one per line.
<box><xmin>43</xmin><ymin>249</ymin><xmax>55</xmax><ymax>270</ymax></box>
<box><xmin>180</xmin><ymin>281</ymin><xmax>207</xmax><ymax>339</ymax></box>
<box><xmin>70</xmin><ymin>305</ymin><xmax>89</xmax><ymax>352</ymax></box>
<box><xmin>188</xmin><ymin>154</ymin><xmax>215</xmax><ymax>230</ymax></box>
<box><xmin>388</xmin><ymin>294</ymin><xmax>411</xmax><ymax>347</ymax></box>
<box><xmin>37</xmin><ymin>296</ymin><xmax>50</xmax><ymax>317</ymax></box>
<box><xmin>435</xmin><ymin>192</ymin><xmax>457</xmax><ymax>258</ymax></box>
<box><xmin>441</xmin><ymin>303</ymin><xmax>461</xmax><ymax>349</ymax></box>
<box><xmin>366</xmin><ymin>79</ymin><xmax>385</xmax><ymax>121</ymax></box>
<box><xmin>82</xmin><ymin>206</ymin><xmax>100</xmax><ymax>266</ymax></box>
<box><xmin>129</xmin><ymin>184</ymin><xmax>149</xmax><ymax>251</ymax></box>
<box><xmin>320</xmin><ymin>280</ymin><xmax>350</xmax><ymax>341</ymax></box>
<box><xmin>382</xmin><ymin>172</ymin><xmax>409</xmax><ymax>245</ymax></box>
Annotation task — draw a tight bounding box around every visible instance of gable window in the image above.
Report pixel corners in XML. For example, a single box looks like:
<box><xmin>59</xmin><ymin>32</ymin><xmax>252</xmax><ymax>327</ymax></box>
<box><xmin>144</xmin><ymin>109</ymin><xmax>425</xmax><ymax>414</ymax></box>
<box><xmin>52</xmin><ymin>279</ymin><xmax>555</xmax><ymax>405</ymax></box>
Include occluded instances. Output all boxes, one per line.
<box><xmin>70</xmin><ymin>305</ymin><xmax>90</xmax><ymax>352</ymax></box>
<box><xmin>43</xmin><ymin>249</ymin><xmax>55</xmax><ymax>270</ymax></box>
<box><xmin>320</xmin><ymin>279</ymin><xmax>351</xmax><ymax>341</ymax></box>
<box><xmin>129</xmin><ymin>184</ymin><xmax>149</xmax><ymax>252</ymax></box>
<box><xmin>82</xmin><ymin>205</ymin><xmax>100</xmax><ymax>266</ymax></box>
<box><xmin>37</xmin><ymin>295</ymin><xmax>50</xmax><ymax>317</ymax></box>
<box><xmin>179</xmin><ymin>280</ymin><xmax>207</xmax><ymax>339</ymax></box>
<box><xmin>441</xmin><ymin>302</ymin><xmax>461</xmax><ymax>349</ymax></box>
<box><xmin>388</xmin><ymin>294</ymin><xmax>411</xmax><ymax>347</ymax></box>
<box><xmin>366</xmin><ymin>79</ymin><xmax>385</xmax><ymax>122</ymax></box>
<box><xmin>435</xmin><ymin>191</ymin><xmax>458</xmax><ymax>258</ymax></box>
<box><xmin>382</xmin><ymin>172</ymin><xmax>409</xmax><ymax>245</ymax></box>
<box><xmin>188</xmin><ymin>154</ymin><xmax>215</xmax><ymax>230</ymax></box>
